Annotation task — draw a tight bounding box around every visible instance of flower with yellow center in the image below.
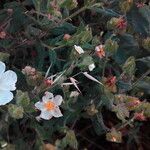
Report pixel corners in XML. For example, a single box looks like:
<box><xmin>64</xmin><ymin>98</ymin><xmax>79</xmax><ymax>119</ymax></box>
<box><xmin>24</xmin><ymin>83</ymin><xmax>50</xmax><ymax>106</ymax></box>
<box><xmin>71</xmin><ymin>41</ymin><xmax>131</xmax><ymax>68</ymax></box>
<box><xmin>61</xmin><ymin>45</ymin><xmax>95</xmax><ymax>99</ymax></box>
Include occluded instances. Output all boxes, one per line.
<box><xmin>44</xmin><ymin>101</ymin><xmax>55</xmax><ymax>111</ymax></box>
<box><xmin>35</xmin><ymin>92</ymin><xmax>63</xmax><ymax>120</ymax></box>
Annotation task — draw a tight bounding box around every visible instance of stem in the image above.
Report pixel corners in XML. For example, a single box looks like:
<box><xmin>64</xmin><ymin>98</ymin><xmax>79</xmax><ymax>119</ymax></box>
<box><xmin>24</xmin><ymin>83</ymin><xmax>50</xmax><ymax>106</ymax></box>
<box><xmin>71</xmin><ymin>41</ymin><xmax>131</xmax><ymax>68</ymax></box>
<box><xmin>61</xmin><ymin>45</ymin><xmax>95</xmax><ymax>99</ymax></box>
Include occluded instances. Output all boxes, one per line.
<box><xmin>102</xmin><ymin>56</ymin><xmax>108</xmax><ymax>77</ymax></box>
<box><xmin>131</xmin><ymin>69</ymin><xmax>150</xmax><ymax>89</ymax></box>
<box><xmin>117</xmin><ymin>117</ymin><xmax>135</xmax><ymax>131</ymax></box>
<box><xmin>63</xmin><ymin>6</ymin><xmax>87</xmax><ymax>22</ymax></box>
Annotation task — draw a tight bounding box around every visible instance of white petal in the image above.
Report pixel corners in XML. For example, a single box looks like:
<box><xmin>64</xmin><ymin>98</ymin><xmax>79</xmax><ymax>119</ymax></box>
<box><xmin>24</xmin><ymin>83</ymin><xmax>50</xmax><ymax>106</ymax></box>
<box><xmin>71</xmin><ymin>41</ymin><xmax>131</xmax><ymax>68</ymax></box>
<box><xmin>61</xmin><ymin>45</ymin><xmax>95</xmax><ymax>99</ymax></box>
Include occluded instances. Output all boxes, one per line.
<box><xmin>0</xmin><ymin>61</ymin><xmax>5</xmax><ymax>77</ymax></box>
<box><xmin>52</xmin><ymin>107</ymin><xmax>63</xmax><ymax>118</ymax></box>
<box><xmin>74</xmin><ymin>45</ymin><xmax>84</xmax><ymax>54</ymax></box>
<box><xmin>0</xmin><ymin>70</ymin><xmax>17</xmax><ymax>91</ymax></box>
<box><xmin>95</xmin><ymin>46</ymin><xmax>100</xmax><ymax>51</ymax></box>
<box><xmin>0</xmin><ymin>90</ymin><xmax>13</xmax><ymax>105</ymax></box>
<box><xmin>83</xmin><ymin>72</ymin><xmax>103</xmax><ymax>85</ymax></box>
<box><xmin>88</xmin><ymin>63</ymin><xmax>95</xmax><ymax>71</ymax></box>
<box><xmin>35</xmin><ymin>101</ymin><xmax>44</xmax><ymax>110</ymax></box>
<box><xmin>42</xmin><ymin>92</ymin><xmax>54</xmax><ymax>102</ymax></box>
<box><xmin>40</xmin><ymin>110</ymin><xmax>53</xmax><ymax>120</ymax></box>
<box><xmin>70</xmin><ymin>91</ymin><xmax>80</xmax><ymax>97</ymax></box>
<box><xmin>54</xmin><ymin>95</ymin><xmax>63</xmax><ymax>106</ymax></box>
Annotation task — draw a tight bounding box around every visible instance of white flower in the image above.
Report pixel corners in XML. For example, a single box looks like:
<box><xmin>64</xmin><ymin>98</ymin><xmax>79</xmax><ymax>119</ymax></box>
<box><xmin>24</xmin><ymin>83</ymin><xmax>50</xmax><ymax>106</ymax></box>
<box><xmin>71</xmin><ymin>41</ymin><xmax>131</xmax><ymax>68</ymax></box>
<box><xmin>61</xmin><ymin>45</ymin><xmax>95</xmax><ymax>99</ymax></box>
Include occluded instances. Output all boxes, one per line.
<box><xmin>74</xmin><ymin>45</ymin><xmax>84</xmax><ymax>54</ymax></box>
<box><xmin>88</xmin><ymin>63</ymin><xmax>95</xmax><ymax>71</ymax></box>
<box><xmin>35</xmin><ymin>91</ymin><xmax>63</xmax><ymax>120</ymax></box>
<box><xmin>0</xmin><ymin>61</ymin><xmax>17</xmax><ymax>105</ymax></box>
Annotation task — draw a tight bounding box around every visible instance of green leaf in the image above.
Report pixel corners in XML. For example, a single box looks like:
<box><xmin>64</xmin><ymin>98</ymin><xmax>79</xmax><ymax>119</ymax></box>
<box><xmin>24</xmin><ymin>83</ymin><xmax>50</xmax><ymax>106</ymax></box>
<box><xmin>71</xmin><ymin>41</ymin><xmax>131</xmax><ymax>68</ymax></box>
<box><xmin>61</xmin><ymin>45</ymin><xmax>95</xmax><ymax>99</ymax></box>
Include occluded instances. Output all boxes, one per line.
<box><xmin>127</xmin><ymin>5</ymin><xmax>150</xmax><ymax>36</ymax></box>
<box><xmin>122</xmin><ymin>56</ymin><xmax>136</xmax><ymax>76</ymax></box>
<box><xmin>115</xmin><ymin>34</ymin><xmax>139</xmax><ymax>64</ymax></box>
<box><xmin>52</xmin><ymin>22</ymin><xmax>76</xmax><ymax>36</ymax></box>
<box><xmin>35</xmin><ymin>43</ymin><xmax>45</xmax><ymax>71</ymax></box>
<box><xmin>137</xmin><ymin>56</ymin><xmax>150</xmax><ymax>68</ymax></box>
<box><xmin>77</xmin><ymin>56</ymin><xmax>94</xmax><ymax>69</ymax></box>
<box><xmin>48</xmin><ymin>50</ymin><xmax>57</xmax><ymax>66</ymax></box>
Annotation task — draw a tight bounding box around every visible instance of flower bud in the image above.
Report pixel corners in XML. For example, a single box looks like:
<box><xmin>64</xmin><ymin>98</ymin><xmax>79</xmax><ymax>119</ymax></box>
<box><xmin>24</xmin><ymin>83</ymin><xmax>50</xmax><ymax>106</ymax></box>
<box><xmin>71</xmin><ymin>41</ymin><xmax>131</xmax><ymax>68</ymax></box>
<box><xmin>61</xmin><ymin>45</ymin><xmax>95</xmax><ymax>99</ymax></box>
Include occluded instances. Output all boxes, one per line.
<box><xmin>86</xmin><ymin>104</ymin><xmax>98</xmax><ymax>116</ymax></box>
<box><xmin>44</xmin><ymin>79</ymin><xmax>53</xmax><ymax>86</ymax></box>
<box><xmin>65</xmin><ymin>130</ymin><xmax>78</xmax><ymax>149</ymax></box>
<box><xmin>8</xmin><ymin>104</ymin><xmax>24</xmax><ymax>119</ymax></box>
<box><xmin>119</xmin><ymin>1</ymin><xmax>133</xmax><ymax>13</ymax></box>
<box><xmin>0</xmin><ymin>31</ymin><xmax>6</xmax><ymax>39</ymax></box>
<box><xmin>63</xmin><ymin>34</ymin><xmax>71</xmax><ymax>41</ymax></box>
<box><xmin>103</xmin><ymin>76</ymin><xmax>117</xmax><ymax>93</ymax></box>
<box><xmin>22</xmin><ymin>66</ymin><xmax>36</xmax><ymax>76</ymax></box>
<box><xmin>134</xmin><ymin>112</ymin><xmax>146</xmax><ymax>121</ymax></box>
<box><xmin>107</xmin><ymin>17</ymin><xmax>127</xmax><ymax>34</ymax></box>
<box><xmin>0</xmin><ymin>52</ymin><xmax>10</xmax><ymax>61</ymax></box>
<box><xmin>61</xmin><ymin>0</ymin><xmax>78</xmax><ymax>10</ymax></box>
<box><xmin>125</xmin><ymin>96</ymin><xmax>141</xmax><ymax>111</ymax></box>
<box><xmin>106</xmin><ymin>128</ymin><xmax>122</xmax><ymax>143</ymax></box>
<box><xmin>142</xmin><ymin>37</ymin><xmax>150</xmax><ymax>51</ymax></box>
<box><xmin>16</xmin><ymin>90</ymin><xmax>30</xmax><ymax>108</ymax></box>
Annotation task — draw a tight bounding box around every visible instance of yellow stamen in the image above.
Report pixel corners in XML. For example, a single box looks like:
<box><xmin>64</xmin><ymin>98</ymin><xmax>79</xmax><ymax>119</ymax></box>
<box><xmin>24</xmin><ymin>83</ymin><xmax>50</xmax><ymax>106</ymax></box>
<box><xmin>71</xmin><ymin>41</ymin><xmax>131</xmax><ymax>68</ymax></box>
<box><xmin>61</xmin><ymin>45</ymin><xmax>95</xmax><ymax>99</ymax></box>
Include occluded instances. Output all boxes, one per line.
<box><xmin>44</xmin><ymin>101</ymin><xmax>55</xmax><ymax>111</ymax></box>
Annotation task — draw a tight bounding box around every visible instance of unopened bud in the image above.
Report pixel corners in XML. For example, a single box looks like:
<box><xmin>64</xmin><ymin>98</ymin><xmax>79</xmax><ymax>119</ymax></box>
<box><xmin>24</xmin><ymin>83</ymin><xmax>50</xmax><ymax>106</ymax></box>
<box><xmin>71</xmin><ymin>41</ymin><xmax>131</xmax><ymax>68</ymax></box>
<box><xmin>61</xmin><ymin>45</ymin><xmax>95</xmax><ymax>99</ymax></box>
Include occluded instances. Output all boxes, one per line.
<box><xmin>63</xmin><ymin>34</ymin><xmax>71</xmax><ymax>41</ymax></box>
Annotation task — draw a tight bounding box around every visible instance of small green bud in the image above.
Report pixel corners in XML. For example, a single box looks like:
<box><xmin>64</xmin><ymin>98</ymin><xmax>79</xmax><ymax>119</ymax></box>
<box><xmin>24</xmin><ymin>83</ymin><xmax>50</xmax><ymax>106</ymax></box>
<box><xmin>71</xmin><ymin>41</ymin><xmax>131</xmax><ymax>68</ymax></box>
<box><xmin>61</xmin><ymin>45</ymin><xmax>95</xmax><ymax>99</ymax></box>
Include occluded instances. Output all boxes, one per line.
<box><xmin>119</xmin><ymin>1</ymin><xmax>133</xmax><ymax>13</ymax></box>
<box><xmin>122</xmin><ymin>56</ymin><xmax>136</xmax><ymax>77</ymax></box>
<box><xmin>86</xmin><ymin>104</ymin><xmax>98</xmax><ymax>116</ymax></box>
<box><xmin>142</xmin><ymin>37</ymin><xmax>150</xmax><ymax>51</ymax></box>
<box><xmin>144</xmin><ymin>105</ymin><xmax>150</xmax><ymax>117</ymax></box>
<box><xmin>107</xmin><ymin>17</ymin><xmax>119</xmax><ymax>30</ymax></box>
<box><xmin>8</xmin><ymin>104</ymin><xmax>24</xmax><ymax>119</ymax></box>
<box><xmin>55</xmin><ymin>130</ymin><xmax>78</xmax><ymax>149</ymax></box>
<box><xmin>16</xmin><ymin>90</ymin><xmax>30</xmax><ymax>108</ymax></box>
<box><xmin>65</xmin><ymin>130</ymin><xmax>78</xmax><ymax>149</ymax></box>
<box><xmin>107</xmin><ymin>17</ymin><xmax>127</xmax><ymax>34</ymax></box>
<box><xmin>61</xmin><ymin>0</ymin><xmax>78</xmax><ymax>10</ymax></box>
<box><xmin>0</xmin><ymin>52</ymin><xmax>10</xmax><ymax>62</ymax></box>
<box><xmin>106</xmin><ymin>128</ymin><xmax>122</xmax><ymax>143</ymax></box>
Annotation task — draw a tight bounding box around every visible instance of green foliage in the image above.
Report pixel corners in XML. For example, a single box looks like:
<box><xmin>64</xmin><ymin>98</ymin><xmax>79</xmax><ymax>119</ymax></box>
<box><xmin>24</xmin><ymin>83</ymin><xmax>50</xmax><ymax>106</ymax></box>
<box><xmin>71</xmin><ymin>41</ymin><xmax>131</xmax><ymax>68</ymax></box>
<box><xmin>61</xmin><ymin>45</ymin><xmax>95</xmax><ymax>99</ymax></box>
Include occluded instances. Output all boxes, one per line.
<box><xmin>0</xmin><ymin>0</ymin><xmax>150</xmax><ymax>149</ymax></box>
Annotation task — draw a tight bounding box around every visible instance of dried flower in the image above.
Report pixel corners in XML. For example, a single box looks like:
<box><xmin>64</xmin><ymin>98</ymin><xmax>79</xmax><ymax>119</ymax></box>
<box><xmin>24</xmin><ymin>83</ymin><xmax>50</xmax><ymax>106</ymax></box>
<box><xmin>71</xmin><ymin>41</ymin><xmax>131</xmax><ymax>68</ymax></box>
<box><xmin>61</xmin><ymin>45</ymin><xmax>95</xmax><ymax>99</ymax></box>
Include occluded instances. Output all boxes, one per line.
<box><xmin>126</xmin><ymin>97</ymin><xmax>141</xmax><ymax>111</ymax></box>
<box><xmin>0</xmin><ymin>31</ymin><xmax>6</xmax><ymax>39</ymax></box>
<box><xmin>116</xmin><ymin>17</ymin><xmax>127</xmax><ymax>30</ymax></box>
<box><xmin>95</xmin><ymin>45</ymin><xmax>105</xmax><ymax>58</ymax></box>
<box><xmin>136</xmin><ymin>2</ymin><xmax>145</xmax><ymax>8</ymax></box>
<box><xmin>104</xmin><ymin>76</ymin><xmax>117</xmax><ymax>93</ymax></box>
<box><xmin>22</xmin><ymin>66</ymin><xmax>36</xmax><ymax>76</ymax></box>
<box><xmin>44</xmin><ymin>79</ymin><xmax>53</xmax><ymax>86</ymax></box>
<box><xmin>8</xmin><ymin>104</ymin><xmax>24</xmax><ymax>119</ymax></box>
<box><xmin>134</xmin><ymin>112</ymin><xmax>146</xmax><ymax>121</ymax></box>
<box><xmin>47</xmin><ymin>13</ymin><xmax>52</xmax><ymax>20</ymax></box>
<box><xmin>106</xmin><ymin>128</ymin><xmax>122</xmax><ymax>143</ymax></box>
